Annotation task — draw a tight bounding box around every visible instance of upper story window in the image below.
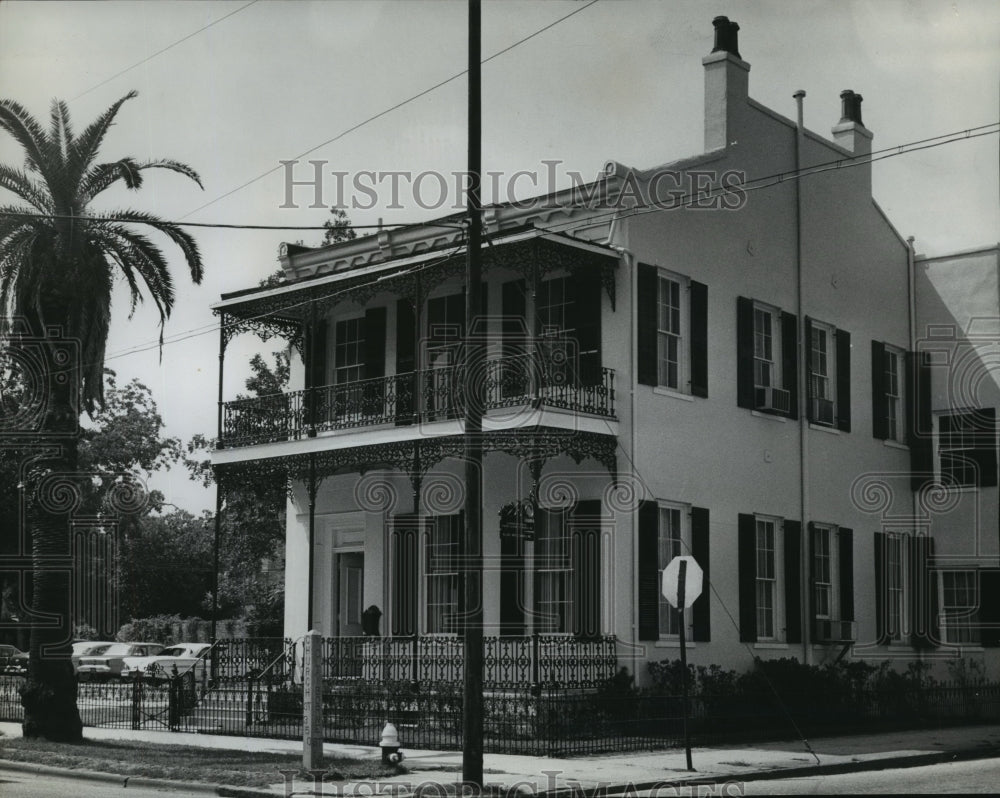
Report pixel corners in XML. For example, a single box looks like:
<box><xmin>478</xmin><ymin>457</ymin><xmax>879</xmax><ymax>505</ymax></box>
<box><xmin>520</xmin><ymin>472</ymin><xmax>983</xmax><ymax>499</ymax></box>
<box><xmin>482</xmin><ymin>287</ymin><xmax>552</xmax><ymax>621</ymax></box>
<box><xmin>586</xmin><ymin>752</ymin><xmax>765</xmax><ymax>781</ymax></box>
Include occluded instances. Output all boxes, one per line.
<box><xmin>657</xmin><ymin>275</ymin><xmax>684</xmax><ymax>390</ymax></box>
<box><xmin>737</xmin><ymin>297</ymin><xmax>797</xmax><ymax>417</ymax></box>
<box><xmin>938</xmin><ymin>409</ymin><xmax>998</xmax><ymax>488</ymax></box>
<box><xmin>872</xmin><ymin>341</ymin><xmax>908</xmax><ymax>444</ymax></box>
<box><xmin>806</xmin><ymin>319</ymin><xmax>851</xmax><ymax>431</ymax></box>
<box><xmin>334</xmin><ymin>317</ymin><xmax>365</xmax><ymax>384</ymax></box>
<box><xmin>637</xmin><ymin>263</ymin><xmax>707</xmax><ymax>396</ymax></box>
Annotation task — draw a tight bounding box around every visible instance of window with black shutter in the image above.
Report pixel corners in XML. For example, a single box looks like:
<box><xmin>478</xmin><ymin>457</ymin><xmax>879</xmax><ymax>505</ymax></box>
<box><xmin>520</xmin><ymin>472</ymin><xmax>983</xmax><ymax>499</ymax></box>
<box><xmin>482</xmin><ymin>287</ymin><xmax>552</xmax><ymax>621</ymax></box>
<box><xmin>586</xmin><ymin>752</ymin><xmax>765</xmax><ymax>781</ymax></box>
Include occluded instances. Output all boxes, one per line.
<box><xmin>736</xmin><ymin>297</ymin><xmax>797</xmax><ymax>416</ymax></box>
<box><xmin>872</xmin><ymin>341</ymin><xmax>906</xmax><ymax>443</ymax></box>
<box><xmin>636</xmin><ymin>263</ymin><xmax>707</xmax><ymax>396</ymax></box>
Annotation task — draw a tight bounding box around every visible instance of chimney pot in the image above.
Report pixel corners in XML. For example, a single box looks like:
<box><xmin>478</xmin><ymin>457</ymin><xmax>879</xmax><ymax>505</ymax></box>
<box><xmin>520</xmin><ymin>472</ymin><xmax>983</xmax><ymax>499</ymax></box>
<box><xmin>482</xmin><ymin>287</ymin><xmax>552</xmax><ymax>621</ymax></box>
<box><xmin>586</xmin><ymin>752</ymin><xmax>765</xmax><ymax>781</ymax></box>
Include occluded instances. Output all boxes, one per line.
<box><xmin>839</xmin><ymin>90</ymin><xmax>864</xmax><ymax>126</ymax></box>
<box><xmin>711</xmin><ymin>16</ymin><xmax>741</xmax><ymax>59</ymax></box>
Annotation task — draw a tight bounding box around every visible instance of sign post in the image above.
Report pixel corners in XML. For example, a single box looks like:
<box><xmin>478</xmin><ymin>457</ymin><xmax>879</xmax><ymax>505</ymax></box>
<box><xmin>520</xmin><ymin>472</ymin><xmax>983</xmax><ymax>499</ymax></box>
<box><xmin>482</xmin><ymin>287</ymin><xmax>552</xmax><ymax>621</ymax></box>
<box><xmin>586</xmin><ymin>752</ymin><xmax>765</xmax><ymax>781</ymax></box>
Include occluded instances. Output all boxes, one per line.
<box><xmin>302</xmin><ymin>630</ymin><xmax>323</xmax><ymax>771</ymax></box>
<box><xmin>662</xmin><ymin>556</ymin><xmax>703</xmax><ymax>772</ymax></box>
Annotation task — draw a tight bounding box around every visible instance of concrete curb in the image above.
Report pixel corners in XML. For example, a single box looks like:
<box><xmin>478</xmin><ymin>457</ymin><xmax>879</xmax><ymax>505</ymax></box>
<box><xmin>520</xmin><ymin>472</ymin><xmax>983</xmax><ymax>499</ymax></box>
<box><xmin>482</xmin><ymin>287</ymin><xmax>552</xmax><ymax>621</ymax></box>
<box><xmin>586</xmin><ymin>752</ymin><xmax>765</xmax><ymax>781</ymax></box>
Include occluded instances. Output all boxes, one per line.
<box><xmin>541</xmin><ymin>745</ymin><xmax>1000</xmax><ymax>797</ymax></box>
<box><xmin>0</xmin><ymin>757</ymin><xmax>277</xmax><ymax>797</ymax></box>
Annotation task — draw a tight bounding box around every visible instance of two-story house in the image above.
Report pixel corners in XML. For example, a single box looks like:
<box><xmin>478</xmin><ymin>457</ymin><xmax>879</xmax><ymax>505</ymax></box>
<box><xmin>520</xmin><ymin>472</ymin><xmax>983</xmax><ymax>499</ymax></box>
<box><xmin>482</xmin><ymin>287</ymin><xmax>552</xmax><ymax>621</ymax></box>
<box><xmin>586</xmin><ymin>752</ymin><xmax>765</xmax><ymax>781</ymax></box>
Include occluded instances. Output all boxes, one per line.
<box><xmin>211</xmin><ymin>17</ymin><xmax>970</xmax><ymax>682</ymax></box>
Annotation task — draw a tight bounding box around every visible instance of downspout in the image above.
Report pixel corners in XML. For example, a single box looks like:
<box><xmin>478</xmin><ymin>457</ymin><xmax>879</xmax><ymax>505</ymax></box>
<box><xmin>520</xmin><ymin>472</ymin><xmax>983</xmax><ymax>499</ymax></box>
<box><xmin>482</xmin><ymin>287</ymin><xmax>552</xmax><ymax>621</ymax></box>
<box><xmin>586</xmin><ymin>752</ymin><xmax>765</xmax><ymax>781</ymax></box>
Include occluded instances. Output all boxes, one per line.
<box><xmin>605</xmin><ymin>212</ymin><xmax>636</xmax><ymax>682</ymax></box>
<box><xmin>907</xmin><ymin>235</ymin><xmax>920</xmax><ymax>662</ymax></box>
<box><xmin>794</xmin><ymin>90</ymin><xmax>812</xmax><ymax>663</ymax></box>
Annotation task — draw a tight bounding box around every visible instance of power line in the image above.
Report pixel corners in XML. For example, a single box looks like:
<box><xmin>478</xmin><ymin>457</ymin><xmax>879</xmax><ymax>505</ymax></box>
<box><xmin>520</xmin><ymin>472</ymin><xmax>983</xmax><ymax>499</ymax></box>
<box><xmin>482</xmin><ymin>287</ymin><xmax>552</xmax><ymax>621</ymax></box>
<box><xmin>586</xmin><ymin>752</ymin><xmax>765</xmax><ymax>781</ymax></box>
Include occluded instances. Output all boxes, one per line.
<box><xmin>71</xmin><ymin>1</ymin><xmax>261</xmax><ymax>102</ymax></box>
<box><xmin>179</xmin><ymin>0</ymin><xmax>602</xmax><ymax>220</ymax></box>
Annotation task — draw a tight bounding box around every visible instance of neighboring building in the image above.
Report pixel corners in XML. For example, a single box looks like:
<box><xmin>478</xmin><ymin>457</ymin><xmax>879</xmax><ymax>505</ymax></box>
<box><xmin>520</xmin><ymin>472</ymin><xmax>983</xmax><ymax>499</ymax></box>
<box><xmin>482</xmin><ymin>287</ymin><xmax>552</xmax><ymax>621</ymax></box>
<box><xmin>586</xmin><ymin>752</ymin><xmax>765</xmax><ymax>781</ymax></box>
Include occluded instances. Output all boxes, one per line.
<box><xmin>210</xmin><ymin>17</ymin><xmax>995</xmax><ymax>682</ymax></box>
<box><xmin>914</xmin><ymin>244</ymin><xmax>1000</xmax><ymax>652</ymax></box>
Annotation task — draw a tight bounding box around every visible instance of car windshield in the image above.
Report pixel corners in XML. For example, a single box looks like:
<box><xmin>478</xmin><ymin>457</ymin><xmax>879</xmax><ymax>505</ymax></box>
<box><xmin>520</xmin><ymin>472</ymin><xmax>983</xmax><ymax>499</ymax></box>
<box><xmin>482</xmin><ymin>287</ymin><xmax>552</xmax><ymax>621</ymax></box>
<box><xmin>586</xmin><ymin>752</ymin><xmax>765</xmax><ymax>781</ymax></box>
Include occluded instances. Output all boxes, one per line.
<box><xmin>85</xmin><ymin>644</ymin><xmax>112</xmax><ymax>656</ymax></box>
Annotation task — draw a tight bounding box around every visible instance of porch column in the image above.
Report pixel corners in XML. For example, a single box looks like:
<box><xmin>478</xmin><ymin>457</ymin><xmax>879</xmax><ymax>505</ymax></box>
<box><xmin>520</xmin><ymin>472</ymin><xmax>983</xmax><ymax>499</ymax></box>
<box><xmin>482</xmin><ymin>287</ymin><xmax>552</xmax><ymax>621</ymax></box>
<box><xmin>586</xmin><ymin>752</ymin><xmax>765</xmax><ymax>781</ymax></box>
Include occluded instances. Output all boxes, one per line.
<box><xmin>306</xmin><ymin>453</ymin><xmax>318</xmax><ymax>630</ymax></box>
<box><xmin>216</xmin><ymin>313</ymin><xmax>227</xmax><ymax>447</ymax></box>
<box><xmin>413</xmin><ymin>274</ymin><xmax>423</xmax><ymax>424</ymax></box>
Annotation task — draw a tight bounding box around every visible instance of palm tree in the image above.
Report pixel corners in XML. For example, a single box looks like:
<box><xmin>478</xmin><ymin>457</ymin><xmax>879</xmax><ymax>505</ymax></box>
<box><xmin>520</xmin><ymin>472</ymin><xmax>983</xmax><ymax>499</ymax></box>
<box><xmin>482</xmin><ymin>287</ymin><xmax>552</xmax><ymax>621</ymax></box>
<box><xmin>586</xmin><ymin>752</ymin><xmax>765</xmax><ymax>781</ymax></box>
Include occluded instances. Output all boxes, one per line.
<box><xmin>0</xmin><ymin>91</ymin><xmax>203</xmax><ymax>741</ymax></box>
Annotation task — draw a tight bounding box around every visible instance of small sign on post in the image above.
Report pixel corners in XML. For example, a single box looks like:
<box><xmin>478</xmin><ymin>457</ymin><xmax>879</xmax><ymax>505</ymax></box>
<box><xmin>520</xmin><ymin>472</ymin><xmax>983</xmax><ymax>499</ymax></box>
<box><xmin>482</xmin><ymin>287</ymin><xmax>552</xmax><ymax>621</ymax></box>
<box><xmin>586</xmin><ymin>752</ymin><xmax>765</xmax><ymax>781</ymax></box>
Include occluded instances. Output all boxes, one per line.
<box><xmin>662</xmin><ymin>556</ymin><xmax>703</xmax><ymax>772</ymax></box>
<box><xmin>303</xmin><ymin>630</ymin><xmax>323</xmax><ymax>771</ymax></box>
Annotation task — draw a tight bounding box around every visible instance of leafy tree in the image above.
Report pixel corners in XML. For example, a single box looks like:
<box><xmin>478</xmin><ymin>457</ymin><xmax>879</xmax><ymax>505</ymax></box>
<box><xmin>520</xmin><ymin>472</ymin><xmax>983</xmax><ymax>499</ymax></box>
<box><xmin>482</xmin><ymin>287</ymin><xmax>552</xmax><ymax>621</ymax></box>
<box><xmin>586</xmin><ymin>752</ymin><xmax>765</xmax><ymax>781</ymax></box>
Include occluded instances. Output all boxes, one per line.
<box><xmin>0</xmin><ymin>92</ymin><xmax>203</xmax><ymax>740</ymax></box>
<box><xmin>117</xmin><ymin>510</ymin><xmax>214</xmax><ymax>619</ymax></box>
<box><xmin>321</xmin><ymin>207</ymin><xmax>357</xmax><ymax>246</ymax></box>
<box><xmin>185</xmin><ymin>351</ymin><xmax>287</xmax><ymax>631</ymax></box>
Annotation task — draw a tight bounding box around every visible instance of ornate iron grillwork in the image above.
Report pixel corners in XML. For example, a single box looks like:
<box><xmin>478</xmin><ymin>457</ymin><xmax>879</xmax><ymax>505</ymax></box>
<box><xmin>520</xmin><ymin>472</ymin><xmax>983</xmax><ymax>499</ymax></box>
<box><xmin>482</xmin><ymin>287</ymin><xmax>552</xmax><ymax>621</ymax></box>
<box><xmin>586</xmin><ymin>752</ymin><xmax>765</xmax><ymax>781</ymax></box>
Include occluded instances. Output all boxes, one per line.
<box><xmin>219</xmin><ymin>357</ymin><xmax>615</xmax><ymax>448</ymax></box>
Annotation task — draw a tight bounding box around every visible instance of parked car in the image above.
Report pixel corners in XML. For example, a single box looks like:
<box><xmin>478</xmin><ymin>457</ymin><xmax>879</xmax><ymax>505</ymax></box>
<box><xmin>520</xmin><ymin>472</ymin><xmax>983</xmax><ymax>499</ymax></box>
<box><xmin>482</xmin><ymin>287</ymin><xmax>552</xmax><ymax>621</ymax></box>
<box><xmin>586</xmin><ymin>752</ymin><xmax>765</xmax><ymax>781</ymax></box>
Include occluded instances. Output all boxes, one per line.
<box><xmin>121</xmin><ymin>643</ymin><xmax>212</xmax><ymax>682</ymax></box>
<box><xmin>71</xmin><ymin>641</ymin><xmax>116</xmax><ymax>673</ymax></box>
<box><xmin>0</xmin><ymin>644</ymin><xmax>27</xmax><ymax>676</ymax></box>
<box><xmin>76</xmin><ymin>642</ymin><xmax>164</xmax><ymax>681</ymax></box>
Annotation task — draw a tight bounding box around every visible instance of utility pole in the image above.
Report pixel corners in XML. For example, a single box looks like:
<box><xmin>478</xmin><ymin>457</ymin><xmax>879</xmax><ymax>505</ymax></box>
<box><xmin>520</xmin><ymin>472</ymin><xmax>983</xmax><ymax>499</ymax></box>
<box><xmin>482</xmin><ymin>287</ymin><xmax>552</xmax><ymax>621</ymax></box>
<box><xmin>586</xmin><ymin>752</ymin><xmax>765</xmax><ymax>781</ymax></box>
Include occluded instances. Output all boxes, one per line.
<box><xmin>462</xmin><ymin>0</ymin><xmax>484</xmax><ymax>786</ymax></box>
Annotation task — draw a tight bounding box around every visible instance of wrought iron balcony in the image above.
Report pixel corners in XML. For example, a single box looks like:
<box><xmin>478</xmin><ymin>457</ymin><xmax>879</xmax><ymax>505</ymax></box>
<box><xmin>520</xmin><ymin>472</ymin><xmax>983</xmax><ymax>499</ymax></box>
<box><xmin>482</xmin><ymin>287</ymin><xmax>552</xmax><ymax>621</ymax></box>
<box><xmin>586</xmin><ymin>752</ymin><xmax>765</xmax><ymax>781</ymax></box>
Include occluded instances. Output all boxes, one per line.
<box><xmin>220</xmin><ymin>355</ymin><xmax>615</xmax><ymax>448</ymax></box>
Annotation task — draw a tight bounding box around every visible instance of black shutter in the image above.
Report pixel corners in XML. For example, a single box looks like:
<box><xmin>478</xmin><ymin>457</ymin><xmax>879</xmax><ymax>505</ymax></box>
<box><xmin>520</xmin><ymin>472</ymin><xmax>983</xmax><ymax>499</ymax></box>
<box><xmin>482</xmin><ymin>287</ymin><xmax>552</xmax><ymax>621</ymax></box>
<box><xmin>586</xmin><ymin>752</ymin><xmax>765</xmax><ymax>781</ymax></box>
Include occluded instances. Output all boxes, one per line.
<box><xmin>805</xmin><ymin>318</ymin><xmax>815</xmax><ymax>422</ymax></box>
<box><xmin>500</xmin><ymin>528</ymin><xmax>524</xmax><ymax>637</ymax></box>
<box><xmin>910</xmin><ymin>535</ymin><xmax>938</xmax><ymax>649</ymax></box>
<box><xmin>975</xmin><ymin>408</ymin><xmax>998</xmax><ymax>488</ymax></box>
<box><xmin>807</xmin><ymin>522</ymin><xmax>817</xmax><ymax>625</ymax></box>
<box><xmin>501</xmin><ymin>279</ymin><xmax>528</xmax><ymax>399</ymax></box>
<box><xmin>736</xmin><ymin>297</ymin><xmax>754</xmax><ymax>409</ymax></box>
<box><xmin>395</xmin><ymin>299</ymin><xmax>416</xmax><ymax>425</ymax></box>
<box><xmin>637</xmin><ymin>264</ymin><xmax>658</xmax><ymax>386</ymax></box>
<box><xmin>574</xmin><ymin>269</ymin><xmax>602</xmax><ymax>387</ymax></box>
<box><xmin>304</xmin><ymin>318</ymin><xmax>328</xmax><ymax>431</ymax></box>
<box><xmin>838</xmin><ymin>528</ymin><xmax>854</xmax><ymax>623</ymax></box>
<box><xmin>979</xmin><ymin>570</ymin><xmax>1000</xmax><ymax>647</ymax></box>
<box><xmin>908</xmin><ymin>351</ymin><xmax>933</xmax><ymax>491</ymax></box>
<box><xmin>781</xmin><ymin>311</ymin><xmax>798</xmax><ymax>419</ymax></box>
<box><xmin>738</xmin><ymin>513</ymin><xmax>757</xmax><ymax>642</ymax></box>
<box><xmin>571</xmin><ymin>500</ymin><xmax>603</xmax><ymax>638</ymax></box>
<box><xmin>637</xmin><ymin>501</ymin><xmax>660</xmax><ymax>641</ymax></box>
<box><xmin>784</xmin><ymin>520</ymin><xmax>802</xmax><ymax>644</ymax></box>
<box><xmin>691</xmin><ymin>506</ymin><xmax>711</xmax><ymax>641</ymax></box>
<box><xmin>390</xmin><ymin>514</ymin><xmax>420</xmax><ymax>636</ymax></box>
<box><xmin>689</xmin><ymin>281</ymin><xmax>708</xmax><ymax>398</ymax></box>
<box><xmin>836</xmin><ymin>329</ymin><xmax>851</xmax><ymax>432</ymax></box>
<box><xmin>874</xmin><ymin>531</ymin><xmax>888</xmax><ymax>645</ymax></box>
<box><xmin>871</xmin><ymin>341</ymin><xmax>888</xmax><ymax>439</ymax></box>
<box><xmin>362</xmin><ymin>307</ymin><xmax>386</xmax><ymax>417</ymax></box>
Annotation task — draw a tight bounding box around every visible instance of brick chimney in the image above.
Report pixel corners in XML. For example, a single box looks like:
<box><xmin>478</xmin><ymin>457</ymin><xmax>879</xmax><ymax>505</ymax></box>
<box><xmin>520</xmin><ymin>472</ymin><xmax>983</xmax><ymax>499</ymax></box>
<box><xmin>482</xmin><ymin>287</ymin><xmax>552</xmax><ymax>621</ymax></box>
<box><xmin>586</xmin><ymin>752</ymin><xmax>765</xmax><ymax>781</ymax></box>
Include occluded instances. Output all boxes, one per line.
<box><xmin>703</xmin><ymin>16</ymin><xmax>750</xmax><ymax>151</ymax></box>
<box><xmin>831</xmin><ymin>89</ymin><xmax>872</xmax><ymax>154</ymax></box>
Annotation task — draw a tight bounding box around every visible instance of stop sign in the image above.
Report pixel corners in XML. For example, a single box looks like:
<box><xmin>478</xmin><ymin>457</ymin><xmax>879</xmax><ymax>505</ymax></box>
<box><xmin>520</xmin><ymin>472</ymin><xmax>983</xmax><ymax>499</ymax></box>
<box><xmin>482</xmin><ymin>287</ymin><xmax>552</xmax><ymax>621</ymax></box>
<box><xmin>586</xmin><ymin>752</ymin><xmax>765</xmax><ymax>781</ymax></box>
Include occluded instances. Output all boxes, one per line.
<box><xmin>662</xmin><ymin>556</ymin><xmax>703</xmax><ymax>609</ymax></box>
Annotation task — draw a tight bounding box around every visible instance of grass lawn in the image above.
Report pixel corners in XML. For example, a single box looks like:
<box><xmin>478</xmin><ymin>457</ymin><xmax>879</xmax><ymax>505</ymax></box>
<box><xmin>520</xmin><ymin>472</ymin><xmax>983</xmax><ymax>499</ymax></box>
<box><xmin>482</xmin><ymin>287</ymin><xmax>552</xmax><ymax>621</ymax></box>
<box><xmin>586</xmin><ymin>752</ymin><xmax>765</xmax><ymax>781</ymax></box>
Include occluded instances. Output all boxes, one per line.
<box><xmin>0</xmin><ymin>732</ymin><xmax>404</xmax><ymax>788</ymax></box>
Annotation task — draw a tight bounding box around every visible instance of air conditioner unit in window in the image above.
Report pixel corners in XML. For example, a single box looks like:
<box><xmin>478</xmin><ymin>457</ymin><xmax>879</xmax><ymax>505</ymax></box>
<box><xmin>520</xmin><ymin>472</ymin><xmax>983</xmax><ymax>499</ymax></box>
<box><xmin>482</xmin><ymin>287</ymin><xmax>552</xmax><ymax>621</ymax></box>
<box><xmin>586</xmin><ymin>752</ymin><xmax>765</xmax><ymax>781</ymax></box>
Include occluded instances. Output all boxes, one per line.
<box><xmin>754</xmin><ymin>386</ymin><xmax>791</xmax><ymax>414</ymax></box>
<box><xmin>814</xmin><ymin>619</ymin><xmax>857</xmax><ymax>643</ymax></box>
<box><xmin>812</xmin><ymin>397</ymin><xmax>835</xmax><ymax>426</ymax></box>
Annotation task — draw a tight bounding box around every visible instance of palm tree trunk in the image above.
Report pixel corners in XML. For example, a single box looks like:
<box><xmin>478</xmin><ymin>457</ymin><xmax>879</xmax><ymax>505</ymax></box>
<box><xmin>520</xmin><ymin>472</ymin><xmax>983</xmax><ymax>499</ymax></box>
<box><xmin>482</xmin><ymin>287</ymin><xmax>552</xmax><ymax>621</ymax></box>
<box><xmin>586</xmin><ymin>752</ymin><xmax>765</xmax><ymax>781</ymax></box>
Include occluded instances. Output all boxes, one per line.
<box><xmin>19</xmin><ymin>332</ymin><xmax>83</xmax><ymax>742</ymax></box>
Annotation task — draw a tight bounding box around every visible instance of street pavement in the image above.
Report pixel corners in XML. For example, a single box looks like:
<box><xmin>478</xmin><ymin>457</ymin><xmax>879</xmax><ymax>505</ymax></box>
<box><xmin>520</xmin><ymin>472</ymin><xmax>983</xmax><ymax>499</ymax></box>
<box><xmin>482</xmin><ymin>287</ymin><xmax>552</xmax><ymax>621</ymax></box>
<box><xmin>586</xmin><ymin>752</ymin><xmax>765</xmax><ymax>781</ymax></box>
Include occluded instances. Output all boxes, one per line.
<box><xmin>2</xmin><ymin>720</ymin><xmax>1000</xmax><ymax>795</ymax></box>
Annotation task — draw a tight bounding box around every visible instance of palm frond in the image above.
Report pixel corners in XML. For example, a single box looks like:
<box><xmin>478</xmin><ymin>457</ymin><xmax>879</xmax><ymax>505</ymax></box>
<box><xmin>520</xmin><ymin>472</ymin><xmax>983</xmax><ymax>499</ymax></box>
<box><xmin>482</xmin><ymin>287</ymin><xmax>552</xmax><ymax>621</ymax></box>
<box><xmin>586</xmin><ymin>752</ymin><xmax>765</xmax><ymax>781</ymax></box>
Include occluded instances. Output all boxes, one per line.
<box><xmin>97</xmin><ymin>209</ymin><xmax>203</xmax><ymax>284</ymax></box>
<box><xmin>0</xmin><ymin>98</ymin><xmax>58</xmax><ymax>192</ymax></box>
<box><xmin>49</xmin><ymin>99</ymin><xmax>74</xmax><ymax>161</ymax></box>
<box><xmin>0</xmin><ymin>167</ymin><xmax>54</xmax><ymax>213</ymax></box>
<box><xmin>81</xmin><ymin>157</ymin><xmax>203</xmax><ymax>201</ymax></box>
<box><xmin>66</xmin><ymin>91</ymin><xmax>138</xmax><ymax>185</ymax></box>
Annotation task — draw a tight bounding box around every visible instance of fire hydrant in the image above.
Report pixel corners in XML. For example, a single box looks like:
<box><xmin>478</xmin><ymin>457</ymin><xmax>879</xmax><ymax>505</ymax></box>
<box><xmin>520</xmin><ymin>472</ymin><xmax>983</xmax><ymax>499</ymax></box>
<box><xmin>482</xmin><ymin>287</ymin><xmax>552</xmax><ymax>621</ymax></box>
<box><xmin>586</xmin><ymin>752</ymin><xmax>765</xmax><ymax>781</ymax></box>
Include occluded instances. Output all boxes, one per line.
<box><xmin>379</xmin><ymin>722</ymin><xmax>405</xmax><ymax>765</ymax></box>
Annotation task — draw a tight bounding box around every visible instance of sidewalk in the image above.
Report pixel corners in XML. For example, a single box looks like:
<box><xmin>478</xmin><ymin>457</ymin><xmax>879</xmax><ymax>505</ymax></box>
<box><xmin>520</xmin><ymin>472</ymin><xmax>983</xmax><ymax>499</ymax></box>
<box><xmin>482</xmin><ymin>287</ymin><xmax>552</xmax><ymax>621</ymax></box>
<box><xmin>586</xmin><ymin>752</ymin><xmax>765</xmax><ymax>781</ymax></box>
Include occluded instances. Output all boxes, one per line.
<box><xmin>3</xmin><ymin>720</ymin><xmax>1000</xmax><ymax>795</ymax></box>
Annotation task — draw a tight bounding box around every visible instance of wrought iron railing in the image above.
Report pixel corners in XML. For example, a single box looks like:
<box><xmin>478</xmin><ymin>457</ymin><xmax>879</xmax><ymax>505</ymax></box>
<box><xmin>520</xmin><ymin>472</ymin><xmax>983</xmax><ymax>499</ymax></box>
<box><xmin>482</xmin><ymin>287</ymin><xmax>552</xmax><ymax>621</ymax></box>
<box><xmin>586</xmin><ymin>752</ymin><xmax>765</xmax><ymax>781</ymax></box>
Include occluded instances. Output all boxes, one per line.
<box><xmin>317</xmin><ymin>634</ymin><xmax>618</xmax><ymax>689</ymax></box>
<box><xmin>220</xmin><ymin>356</ymin><xmax>615</xmax><ymax>447</ymax></box>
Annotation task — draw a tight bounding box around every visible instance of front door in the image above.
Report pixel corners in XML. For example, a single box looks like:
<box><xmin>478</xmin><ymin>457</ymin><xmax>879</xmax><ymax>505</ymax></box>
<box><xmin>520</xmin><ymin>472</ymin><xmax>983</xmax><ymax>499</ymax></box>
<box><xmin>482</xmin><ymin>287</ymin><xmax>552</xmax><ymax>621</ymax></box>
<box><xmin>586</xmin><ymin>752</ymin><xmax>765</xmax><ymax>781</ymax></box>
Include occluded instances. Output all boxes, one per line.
<box><xmin>337</xmin><ymin>552</ymin><xmax>364</xmax><ymax>636</ymax></box>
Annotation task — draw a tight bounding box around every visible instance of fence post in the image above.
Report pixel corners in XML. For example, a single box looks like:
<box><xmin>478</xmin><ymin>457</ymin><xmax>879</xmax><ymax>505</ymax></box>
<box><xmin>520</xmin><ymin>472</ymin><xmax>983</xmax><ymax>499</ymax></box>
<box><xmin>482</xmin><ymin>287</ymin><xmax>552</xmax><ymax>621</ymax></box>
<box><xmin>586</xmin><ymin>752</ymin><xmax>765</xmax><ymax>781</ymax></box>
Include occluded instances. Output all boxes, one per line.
<box><xmin>302</xmin><ymin>629</ymin><xmax>323</xmax><ymax>770</ymax></box>
<box><xmin>130</xmin><ymin>673</ymin><xmax>142</xmax><ymax>731</ymax></box>
<box><xmin>531</xmin><ymin>633</ymin><xmax>540</xmax><ymax>690</ymax></box>
<box><xmin>410</xmin><ymin>635</ymin><xmax>418</xmax><ymax>684</ymax></box>
<box><xmin>246</xmin><ymin>673</ymin><xmax>255</xmax><ymax>728</ymax></box>
<box><xmin>168</xmin><ymin>675</ymin><xmax>179</xmax><ymax>731</ymax></box>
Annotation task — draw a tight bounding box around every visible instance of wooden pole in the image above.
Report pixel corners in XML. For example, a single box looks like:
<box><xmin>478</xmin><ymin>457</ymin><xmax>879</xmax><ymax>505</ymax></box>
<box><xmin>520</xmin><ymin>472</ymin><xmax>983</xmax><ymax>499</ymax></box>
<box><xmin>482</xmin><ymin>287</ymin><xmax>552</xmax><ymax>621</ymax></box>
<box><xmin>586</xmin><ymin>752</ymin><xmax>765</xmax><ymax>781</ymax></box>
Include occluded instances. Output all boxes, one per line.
<box><xmin>461</xmin><ymin>0</ymin><xmax>484</xmax><ymax>786</ymax></box>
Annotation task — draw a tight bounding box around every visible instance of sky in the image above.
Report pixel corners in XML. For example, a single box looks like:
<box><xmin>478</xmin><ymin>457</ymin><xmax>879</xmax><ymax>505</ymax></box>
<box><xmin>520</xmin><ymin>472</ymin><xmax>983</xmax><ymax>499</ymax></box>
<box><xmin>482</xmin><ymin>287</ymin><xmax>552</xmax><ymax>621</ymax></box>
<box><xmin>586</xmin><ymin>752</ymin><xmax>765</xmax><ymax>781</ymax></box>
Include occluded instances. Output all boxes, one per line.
<box><xmin>0</xmin><ymin>0</ymin><xmax>998</xmax><ymax>513</ymax></box>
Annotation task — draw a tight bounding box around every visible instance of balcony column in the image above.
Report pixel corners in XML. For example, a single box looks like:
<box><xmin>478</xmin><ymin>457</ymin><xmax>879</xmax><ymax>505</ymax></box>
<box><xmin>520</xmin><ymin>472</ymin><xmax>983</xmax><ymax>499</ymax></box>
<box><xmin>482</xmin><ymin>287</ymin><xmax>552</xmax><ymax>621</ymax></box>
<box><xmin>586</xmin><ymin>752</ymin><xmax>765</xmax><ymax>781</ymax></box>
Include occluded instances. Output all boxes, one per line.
<box><xmin>413</xmin><ymin>274</ymin><xmax>423</xmax><ymax>424</ymax></box>
<box><xmin>306</xmin><ymin>452</ymin><xmax>318</xmax><ymax>631</ymax></box>
<box><xmin>216</xmin><ymin>313</ymin><xmax>227</xmax><ymax>448</ymax></box>
<box><xmin>528</xmin><ymin>258</ymin><xmax>540</xmax><ymax>405</ymax></box>
<box><xmin>307</xmin><ymin>301</ymin><xmax>318</xmax><ymax>438</ymax></box>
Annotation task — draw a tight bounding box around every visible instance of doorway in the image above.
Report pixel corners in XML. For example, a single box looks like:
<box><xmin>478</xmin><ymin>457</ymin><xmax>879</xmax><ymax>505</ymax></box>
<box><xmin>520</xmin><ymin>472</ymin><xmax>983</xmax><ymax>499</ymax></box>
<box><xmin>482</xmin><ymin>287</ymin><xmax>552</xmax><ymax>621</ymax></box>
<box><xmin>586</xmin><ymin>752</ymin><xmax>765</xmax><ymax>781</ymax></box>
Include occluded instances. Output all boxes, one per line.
<box><xmin>337</xmin><ymin>552</ymin><xmax>364</xmax><ymax>636</ymax></box>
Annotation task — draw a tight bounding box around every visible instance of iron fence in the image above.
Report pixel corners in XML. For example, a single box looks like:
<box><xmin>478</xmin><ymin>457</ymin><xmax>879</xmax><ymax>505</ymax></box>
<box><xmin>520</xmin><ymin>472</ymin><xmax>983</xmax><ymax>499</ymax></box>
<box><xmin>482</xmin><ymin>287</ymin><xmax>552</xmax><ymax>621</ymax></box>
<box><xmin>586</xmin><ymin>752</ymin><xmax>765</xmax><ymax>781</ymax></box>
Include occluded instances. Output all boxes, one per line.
<box><xmin>220</xmin><ymin>357</ymin><xmax>616</xmax><ymax>447</ymax></box>
<box><xmin>3</xmin><ymin>674</ymin><xmax>1000</xmax><ymax>755</ymax></box>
